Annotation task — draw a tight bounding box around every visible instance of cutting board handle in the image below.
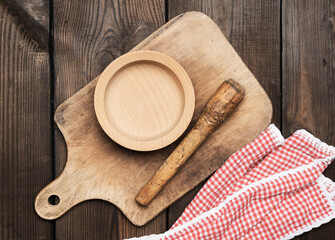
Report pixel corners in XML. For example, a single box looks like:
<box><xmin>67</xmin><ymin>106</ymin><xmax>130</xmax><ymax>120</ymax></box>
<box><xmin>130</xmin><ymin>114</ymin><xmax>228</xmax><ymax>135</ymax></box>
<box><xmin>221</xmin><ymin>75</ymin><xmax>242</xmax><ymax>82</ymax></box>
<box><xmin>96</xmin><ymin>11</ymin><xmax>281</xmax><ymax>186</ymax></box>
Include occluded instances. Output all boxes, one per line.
<box><xmin>35</xmin><ymin>172</ymin><xmax>82</xmax><ymax>220</ymax></box>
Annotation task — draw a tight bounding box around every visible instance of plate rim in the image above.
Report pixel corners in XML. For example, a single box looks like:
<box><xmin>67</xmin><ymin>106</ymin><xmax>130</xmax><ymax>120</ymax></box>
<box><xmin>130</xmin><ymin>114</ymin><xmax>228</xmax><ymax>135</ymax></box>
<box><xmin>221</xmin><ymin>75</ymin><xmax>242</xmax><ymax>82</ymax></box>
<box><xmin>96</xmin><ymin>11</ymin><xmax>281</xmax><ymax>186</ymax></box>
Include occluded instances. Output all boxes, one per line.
<box><xmin>94</xmin><ymin>50</ymin><xmax>195</xmax><ymax>151</ymax></box>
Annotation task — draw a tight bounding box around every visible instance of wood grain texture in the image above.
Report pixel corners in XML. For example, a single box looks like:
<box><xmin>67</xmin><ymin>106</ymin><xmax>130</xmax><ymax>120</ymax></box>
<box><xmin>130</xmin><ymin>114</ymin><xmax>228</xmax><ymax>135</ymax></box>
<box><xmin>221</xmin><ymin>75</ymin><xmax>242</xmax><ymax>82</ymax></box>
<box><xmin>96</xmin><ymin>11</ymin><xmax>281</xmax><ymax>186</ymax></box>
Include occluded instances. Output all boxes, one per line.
<box><xmin>118</xmin><ymin>211</ymin><xmax>167</xmax><ymax>239</ymax></box>
<box><xmin>52</xmin><ymin>0</ymin><xmax>165</xmax><ymax>239</ymax></box>
<box><xmin>3</xmin><ymin>1</ymin><xmax>334</xmax><ymax>239</ymax></box>
<box><xmin>35</xmin><ymin>12</ymin><xmax>272</xmax><ymax>227</ymax></box>
<box><xmin>94</xmin><ymin>50</ymin><xmax>195</xmax><ymax>151</ymax></box>
<box><xmin>0</xmin><ymin>1</ymin><xmax>52</xmax><ymax>240</ymax></box>
<box><xmin>167</xmin><ymin>0</ymin><xmax>281</xmax><ymax>227</ymax></box>
<box><xmin>1</xmin><ymin>0</ymin><xmax>49</xmax><ymax>50</ymax></box>
<box><xmin>282</xmin><ymin>1</ymin><xmax>335</xmax><ymax>239</ymax></box>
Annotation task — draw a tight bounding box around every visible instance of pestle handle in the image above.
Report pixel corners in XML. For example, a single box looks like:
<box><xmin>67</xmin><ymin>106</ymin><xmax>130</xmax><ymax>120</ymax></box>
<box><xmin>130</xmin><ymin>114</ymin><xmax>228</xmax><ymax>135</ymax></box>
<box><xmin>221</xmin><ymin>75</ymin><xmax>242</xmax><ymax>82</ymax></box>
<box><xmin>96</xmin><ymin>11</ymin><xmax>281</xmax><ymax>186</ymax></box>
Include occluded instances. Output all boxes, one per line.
<box><xmin>136</xmin><ymin>79</ymin><xmax>245</xmax><ymax>206</ymax></box>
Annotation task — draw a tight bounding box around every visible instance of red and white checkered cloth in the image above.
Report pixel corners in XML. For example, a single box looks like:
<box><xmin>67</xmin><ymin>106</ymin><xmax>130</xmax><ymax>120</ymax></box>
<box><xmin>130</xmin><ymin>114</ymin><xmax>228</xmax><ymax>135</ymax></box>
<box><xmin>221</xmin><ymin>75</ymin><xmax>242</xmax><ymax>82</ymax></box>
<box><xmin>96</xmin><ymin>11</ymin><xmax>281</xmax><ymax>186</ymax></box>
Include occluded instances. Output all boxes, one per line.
<box><xmin>128</xmin><ymin>124</ymin><xmax>335</xmax><ymax>240</ymax></box>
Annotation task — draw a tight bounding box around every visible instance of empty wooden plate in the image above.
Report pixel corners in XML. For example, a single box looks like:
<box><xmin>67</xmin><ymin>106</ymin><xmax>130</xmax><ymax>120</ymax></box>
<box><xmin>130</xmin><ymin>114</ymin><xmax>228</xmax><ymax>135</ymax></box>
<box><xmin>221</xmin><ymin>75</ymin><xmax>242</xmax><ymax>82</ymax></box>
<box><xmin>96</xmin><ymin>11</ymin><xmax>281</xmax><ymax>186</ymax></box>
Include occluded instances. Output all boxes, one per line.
<box><xmin>94</xmin><ymin>50</ymin><xmax>195</xmax><ymax>151</ymax></box>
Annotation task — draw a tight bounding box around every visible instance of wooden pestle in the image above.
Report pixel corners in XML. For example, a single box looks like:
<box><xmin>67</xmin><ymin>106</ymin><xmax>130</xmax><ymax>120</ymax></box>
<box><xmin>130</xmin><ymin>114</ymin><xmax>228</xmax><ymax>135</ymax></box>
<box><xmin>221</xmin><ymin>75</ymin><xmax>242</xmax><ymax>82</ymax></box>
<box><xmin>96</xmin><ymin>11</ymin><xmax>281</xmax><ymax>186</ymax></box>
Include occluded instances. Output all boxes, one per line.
<box><xmin>136</xmin><ymin>79</ymin><xmax>245</xmax><ymax>206</ymax></box>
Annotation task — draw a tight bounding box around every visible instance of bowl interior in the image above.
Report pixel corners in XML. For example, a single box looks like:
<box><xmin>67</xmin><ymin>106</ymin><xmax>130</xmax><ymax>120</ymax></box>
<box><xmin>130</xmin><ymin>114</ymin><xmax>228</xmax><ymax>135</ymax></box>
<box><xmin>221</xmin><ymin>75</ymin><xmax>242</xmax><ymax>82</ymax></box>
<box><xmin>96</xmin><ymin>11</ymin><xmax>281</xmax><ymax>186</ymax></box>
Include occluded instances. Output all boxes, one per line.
<box><xmin>104</xmin><ymin>60</ymin><xmax>185</xmax><ymax>141</ymax></box>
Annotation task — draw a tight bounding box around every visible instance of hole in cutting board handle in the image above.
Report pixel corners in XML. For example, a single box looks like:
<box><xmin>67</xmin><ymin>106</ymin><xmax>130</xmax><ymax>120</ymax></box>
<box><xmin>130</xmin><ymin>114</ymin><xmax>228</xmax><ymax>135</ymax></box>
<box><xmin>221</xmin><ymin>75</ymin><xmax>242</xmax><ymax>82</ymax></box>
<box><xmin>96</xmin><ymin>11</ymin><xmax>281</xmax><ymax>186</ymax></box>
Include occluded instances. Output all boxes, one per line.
<box><xmin>48</xmin><ymin>195</ymin><xmax>60</xmax><ymax>205</ymax></box>
<box><xmin>35</xmin><ymin>178</ymin><xmax>81</xmax><ymax>220</ymax></box>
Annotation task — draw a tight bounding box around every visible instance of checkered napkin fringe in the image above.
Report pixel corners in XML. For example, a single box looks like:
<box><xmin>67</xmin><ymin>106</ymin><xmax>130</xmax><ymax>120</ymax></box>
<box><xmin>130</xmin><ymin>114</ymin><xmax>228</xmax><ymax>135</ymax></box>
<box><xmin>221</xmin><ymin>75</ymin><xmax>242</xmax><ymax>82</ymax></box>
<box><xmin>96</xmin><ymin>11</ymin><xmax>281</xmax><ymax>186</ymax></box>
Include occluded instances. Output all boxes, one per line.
<box><xmin>128</xmin><ymin>124</ymin><xmax>335</xmax><ymax>240</ymax></box>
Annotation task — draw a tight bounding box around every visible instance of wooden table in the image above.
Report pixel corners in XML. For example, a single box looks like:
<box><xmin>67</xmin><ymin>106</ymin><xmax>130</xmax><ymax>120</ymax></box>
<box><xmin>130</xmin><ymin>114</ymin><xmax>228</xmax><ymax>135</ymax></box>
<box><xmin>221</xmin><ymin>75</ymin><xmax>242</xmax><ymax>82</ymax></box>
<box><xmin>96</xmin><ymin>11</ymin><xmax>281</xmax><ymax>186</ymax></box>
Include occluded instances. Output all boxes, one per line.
<box><xmin>1</xmin><ymin>0</ymin><xmax>334</xmax><ymax>239</ymax></box>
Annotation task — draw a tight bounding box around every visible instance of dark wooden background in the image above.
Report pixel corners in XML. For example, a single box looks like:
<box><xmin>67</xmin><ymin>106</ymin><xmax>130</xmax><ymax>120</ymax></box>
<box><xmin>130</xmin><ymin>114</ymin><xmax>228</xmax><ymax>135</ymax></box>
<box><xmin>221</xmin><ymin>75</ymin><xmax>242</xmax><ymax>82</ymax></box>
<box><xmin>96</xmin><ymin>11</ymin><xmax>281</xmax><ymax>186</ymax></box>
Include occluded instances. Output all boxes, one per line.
<box><xmin>1</xmin><ymin>0</ymin><xmax>334</xmax><ymax>239</ymax></box>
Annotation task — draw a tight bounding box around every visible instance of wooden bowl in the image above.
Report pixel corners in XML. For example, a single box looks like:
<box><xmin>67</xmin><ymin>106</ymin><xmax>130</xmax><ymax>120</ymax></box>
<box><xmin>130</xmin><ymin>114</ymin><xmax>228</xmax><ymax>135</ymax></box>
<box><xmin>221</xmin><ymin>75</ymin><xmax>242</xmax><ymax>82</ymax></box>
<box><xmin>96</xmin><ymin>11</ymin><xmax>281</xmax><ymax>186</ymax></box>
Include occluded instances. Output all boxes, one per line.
<box><xmin>94</xmin><ymin>50</ymin><xmax>195</xmax><ymax>151</ymax></box>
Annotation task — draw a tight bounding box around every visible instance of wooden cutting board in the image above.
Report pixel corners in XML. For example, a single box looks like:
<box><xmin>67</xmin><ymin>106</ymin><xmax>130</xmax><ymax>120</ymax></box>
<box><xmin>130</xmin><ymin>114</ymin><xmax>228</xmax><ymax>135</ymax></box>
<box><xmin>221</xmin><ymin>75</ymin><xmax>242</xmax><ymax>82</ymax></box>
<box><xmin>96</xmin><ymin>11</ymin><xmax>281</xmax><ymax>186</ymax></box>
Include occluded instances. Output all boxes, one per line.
<box><xmin>35</xmin><ymin>12</ymin><xmax>272</xmax><ymax>226</ymax></box>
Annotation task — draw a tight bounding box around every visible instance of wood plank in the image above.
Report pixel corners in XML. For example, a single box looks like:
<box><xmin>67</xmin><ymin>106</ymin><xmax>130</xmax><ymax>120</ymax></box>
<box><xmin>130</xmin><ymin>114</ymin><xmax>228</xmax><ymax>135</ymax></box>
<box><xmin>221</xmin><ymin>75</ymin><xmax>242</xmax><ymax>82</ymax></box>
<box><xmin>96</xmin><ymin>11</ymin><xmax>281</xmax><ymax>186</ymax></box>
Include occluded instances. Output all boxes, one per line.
<box><xmin>167</xmin><ymin>0</ymin><xmax>281</xmax><ymax>227</ymax></box>
<box><xmin>52</xmin><ymin>0</ymin><xmax>166</xmax><ymax>239</ymax></box>
<box><xmin>1</xmin><ymin>0</ymin><xmax>49</xmax><ymax>50</ymax></box>
<box><xmin>118</xmin><ymin>212</ymin><xmax>167</xmax><ymax>239</ymax></box>
<box><xmin>0</xmin><ymin>1</ymin><xmax>52</xmax><ymax>240</ymax></box>
<box><xmin>282</xmin><ymin>1</ymin><xmax>335</xmax><ymax>239</ymax></box>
